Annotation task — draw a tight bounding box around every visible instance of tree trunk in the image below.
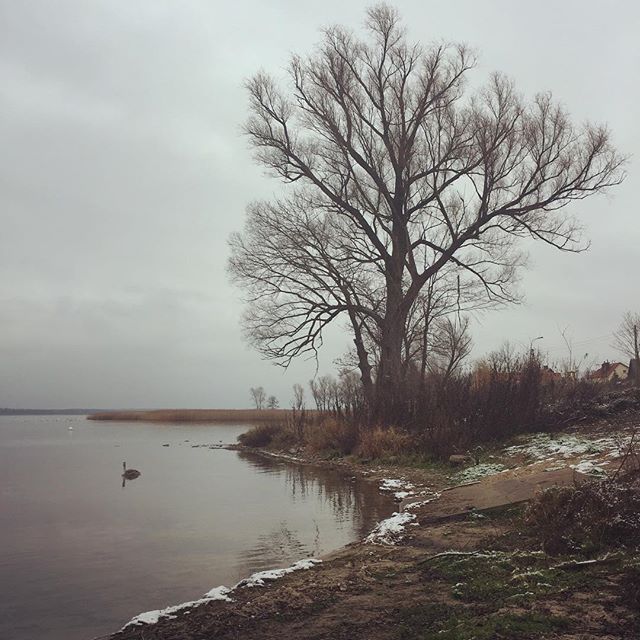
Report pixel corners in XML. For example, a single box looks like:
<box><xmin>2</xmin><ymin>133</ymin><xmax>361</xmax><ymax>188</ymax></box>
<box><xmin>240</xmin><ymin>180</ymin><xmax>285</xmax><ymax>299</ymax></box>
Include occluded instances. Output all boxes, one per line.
<box><xmin>375</xmin><ymin>323</ymin><xmax>405</xmax><ymax>424</ymax></box>
<box><xmin>352</xmin><ymin>328</ymin><xmax>374</xmax><ymax>408</ymax></box>
<box><xmin>375</xmin><ymin>267</ymin><xmax>407</xmax><ymax>424</ymax></box>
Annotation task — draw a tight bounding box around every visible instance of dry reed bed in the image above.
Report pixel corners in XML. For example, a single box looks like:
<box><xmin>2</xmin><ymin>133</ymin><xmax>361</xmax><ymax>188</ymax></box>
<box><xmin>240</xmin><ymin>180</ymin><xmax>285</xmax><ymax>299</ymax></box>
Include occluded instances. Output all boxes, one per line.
<box><xmin>87</xmin><ymin>409</ymin><xmax>293</xmax><ymax>423</ymax></box>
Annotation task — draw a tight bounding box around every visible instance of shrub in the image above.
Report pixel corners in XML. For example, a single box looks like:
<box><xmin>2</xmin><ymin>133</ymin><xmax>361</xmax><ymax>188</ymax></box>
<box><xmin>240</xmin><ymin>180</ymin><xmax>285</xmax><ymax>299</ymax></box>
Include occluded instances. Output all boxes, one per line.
<box><xmin>304</xmin><ymin>417</ymin><xmax>357</xmax><ymax>455</ymax></box>
<box><xmin>523</xmin><ymin>478</ymin><xmax>640</xmax><ymax>554</ymax></box>
<box><xmin>620</xmin><ymin>563</ymin><xmax>640</xmax><ymax>609</ymax></box>
<box><xmin>269</xmin><ymin>423</ymin><xmax>300</xmax><ymax>450</ymax></box>
<box><xmin>356</xmin><ymin>426</ymin><xmax>411</xmax><ymax>459</ymax></box>
<box><xmin>237</xmin><ymin>423</ymin><xmax>284</xmax><ymax>448</ymax></box>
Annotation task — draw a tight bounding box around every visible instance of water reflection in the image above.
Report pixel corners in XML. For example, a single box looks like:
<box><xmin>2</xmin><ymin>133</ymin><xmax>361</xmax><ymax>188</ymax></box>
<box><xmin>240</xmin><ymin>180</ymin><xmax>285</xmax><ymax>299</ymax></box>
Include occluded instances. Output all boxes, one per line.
<box><xmin>0</xmin><ymin>418</ymin><xmax>394</xmax><ymax>640</ymax></box>
<box><xmin>236</xmin><ymin>451</ymin><xmax>391</xmax><ymax>575</ymax></box>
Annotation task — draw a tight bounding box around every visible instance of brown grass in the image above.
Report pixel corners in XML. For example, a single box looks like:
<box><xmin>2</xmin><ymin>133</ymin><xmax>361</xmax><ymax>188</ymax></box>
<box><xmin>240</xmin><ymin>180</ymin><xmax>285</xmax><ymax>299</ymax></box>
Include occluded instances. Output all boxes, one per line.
<box><xmin>524</xmin><ymin>476</ymin><xmax>640</xmax><ymax>555</ymax></box>
<box><xmin>87</xmin><ymin>409</ymin><xmax>293</xmax><ymax>424</ymax></box>
<box><xmin>356</xmin><ymin>426</ymin><xmax>411</xmax><ymax>459</ymax></box>
<box><xmin>304</xmin><ymin>417</ymin><xmax>357</xmax><ymax>455</ymax></box>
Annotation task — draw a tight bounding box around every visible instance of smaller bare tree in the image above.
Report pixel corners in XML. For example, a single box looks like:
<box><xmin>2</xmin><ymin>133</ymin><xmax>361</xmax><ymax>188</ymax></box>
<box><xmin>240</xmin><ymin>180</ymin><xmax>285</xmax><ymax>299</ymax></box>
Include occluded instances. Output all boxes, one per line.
<box><xmin>292</xmin><ymin>383</ymin><xmax>306</xmax><ymax>440</ymax></box>
<box><xmin>429</xmin><ymin>317</ymin><xmax>473</xmax><ymax>381</ymax></box>
<box><xmin>250</xmin><ymin>386</ymin><xmax>266</xmax><ymax>410</ymax></box>
<box><xmin>613</xmin><ymin>311</ymin><xmax>640</xmax><ymax>383</ymax></box>
<box><xmin>266</xmin><ymin>395</ymin><xmax>279</xmax><ymax>410</ymax></box>
<box><xmin>309</xmin><ymin>375</ymin><xmax>335</xmax><ymax>412</ymax></box>
<box><xmin>488</xmin><ymin>341</ymin><xmax>520</xmax><ymax>376</ymax></box>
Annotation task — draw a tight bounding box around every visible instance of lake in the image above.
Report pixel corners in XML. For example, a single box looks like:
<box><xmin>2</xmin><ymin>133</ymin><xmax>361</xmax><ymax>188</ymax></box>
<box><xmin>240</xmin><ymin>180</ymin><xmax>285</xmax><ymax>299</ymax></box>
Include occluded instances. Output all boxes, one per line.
<box><xmin>0</xmin><ymin>416</ymin><xmax>394</xmax><ymax>640</ymax></box>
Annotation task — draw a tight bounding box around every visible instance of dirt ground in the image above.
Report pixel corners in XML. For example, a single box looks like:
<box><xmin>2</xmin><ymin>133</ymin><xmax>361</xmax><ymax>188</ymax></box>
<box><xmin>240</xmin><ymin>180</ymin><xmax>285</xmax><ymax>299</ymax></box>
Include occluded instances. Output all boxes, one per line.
<box><xmin>110</xmin><ymin>515</ymin><xmax>639</xmax><ymax>640</ymax></box>
<box><xmin>109</xmin><ymin>413</ymin><xmax>640</xmax><ymax>640</ymax></box>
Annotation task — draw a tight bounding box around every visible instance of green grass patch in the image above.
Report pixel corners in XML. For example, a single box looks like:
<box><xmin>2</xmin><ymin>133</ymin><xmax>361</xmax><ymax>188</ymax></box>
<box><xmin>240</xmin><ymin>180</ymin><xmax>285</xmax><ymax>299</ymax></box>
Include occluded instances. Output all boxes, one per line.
<box><xmin>395</xmin><ymin>603</ymin><xmax>569</xmax><ymax>640</ymax></box>
<box><xmin>395</xmin><ymin>603</ymin><xmax>462</xmax><ymax>639</ymax></box>
<box><xmin>420</xmin><ymin>551</ymin><xmax>605</xmax><ymax>605</ymax></box>
<box><xmin>375</xmin><ymin>454</ymin><xmax>452</xmax><ymax>474</ymax></box>
<box><xmin>424</xmin><ymin>612</ymin><xmax>569</xmax><ymax>640</ymax></box>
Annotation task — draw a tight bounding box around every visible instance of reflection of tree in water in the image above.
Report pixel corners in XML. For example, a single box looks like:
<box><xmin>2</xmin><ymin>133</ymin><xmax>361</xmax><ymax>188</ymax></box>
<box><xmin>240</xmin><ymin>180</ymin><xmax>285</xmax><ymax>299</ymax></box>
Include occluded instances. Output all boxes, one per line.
<box><xmin>237</xmin><ymin>451</ymin><xmax>393</xmax><ymax>539</ymax></box>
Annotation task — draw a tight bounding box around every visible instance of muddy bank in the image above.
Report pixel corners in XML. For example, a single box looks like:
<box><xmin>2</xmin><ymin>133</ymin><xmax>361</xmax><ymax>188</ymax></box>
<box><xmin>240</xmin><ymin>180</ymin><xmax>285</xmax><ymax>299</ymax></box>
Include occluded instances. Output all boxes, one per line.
<box><xmin>110</xmin><ymin>513</ymin><xmax>639</xmax><ymax>640</ymax></box>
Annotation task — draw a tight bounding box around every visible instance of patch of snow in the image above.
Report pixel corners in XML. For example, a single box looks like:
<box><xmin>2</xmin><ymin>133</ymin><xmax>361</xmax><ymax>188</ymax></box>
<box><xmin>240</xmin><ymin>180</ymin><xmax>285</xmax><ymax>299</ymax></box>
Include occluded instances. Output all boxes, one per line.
<box><xmin>125</xmin><ymin>587</ymin><xmax>232</xmax><ymax>628</ymax></box>
<box><xmin>379</xmin><ymin>478</ymin><xmax>404</xmax><ymax>490</ymax></box>
<box><xmin>380</xmin><ymin>478</ymin><xmax>414</xmax><ymax>491</ymax></box>
<box><xmin>503</xmin><ymin>432</ymin><xmax>631</xmax><ymax>463</ymax></box>
<box><xmin>365</xmin><ymin>512</ymin><xmax>417</xmax><ymax>544</ymax></box>
<box><xmin>452</xmin><ymin>463</ymin><xmax>506</xmax><ymax>483</ymax></box>
<box><xmin>404</xmin><ymin>492</ymin><xmax>441</xmax><ymax>511</ymax></box>
<box><xmin>379</xmin><ymin>477</ymin><xmax>416</xmax><ymax>500</ymax></box>
<box><xmin>123</xmin><ymin>559</ymin><xmax>320</xmax><ymax>629</ymax></box>
<box><xmin>202</xmin><ymin>586</ymin><xmax>233</xmax><ymax>600</ymax></box>
<box><xmin>236</xmin><ymin>559</ymin><xmax>321</xmax><ymax>588</ymax></box>
<box><xmin>570</xmin><ymin>460</ymin><xmax>609</xmax><ymax>476</ymax></box>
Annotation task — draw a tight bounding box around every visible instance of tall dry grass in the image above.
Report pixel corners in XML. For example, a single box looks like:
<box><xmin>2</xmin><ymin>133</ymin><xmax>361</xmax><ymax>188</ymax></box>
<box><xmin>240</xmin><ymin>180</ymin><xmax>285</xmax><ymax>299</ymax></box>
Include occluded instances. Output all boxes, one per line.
<box><xmin>304</xmin><ymin>417</ymin><xmax>357</xmax><ymax>455</ymax></box>
<box><xmin>88</xmin><ymin>409</ymin><xmax>293</xmax><ymax>423</ymax></box>
<box><xmin>355</xmin><ymin>426</ymin><xmax>411</xmax><ymax>459</ymax></box>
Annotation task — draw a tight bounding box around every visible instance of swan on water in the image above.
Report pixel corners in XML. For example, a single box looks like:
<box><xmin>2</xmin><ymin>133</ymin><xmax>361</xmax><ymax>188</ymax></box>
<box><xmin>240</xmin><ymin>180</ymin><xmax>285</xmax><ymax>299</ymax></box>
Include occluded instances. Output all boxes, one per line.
<box><xmin>122</xmin><ymin>462</ymin><xmax>141</xmax><ymax>480</ymax></box>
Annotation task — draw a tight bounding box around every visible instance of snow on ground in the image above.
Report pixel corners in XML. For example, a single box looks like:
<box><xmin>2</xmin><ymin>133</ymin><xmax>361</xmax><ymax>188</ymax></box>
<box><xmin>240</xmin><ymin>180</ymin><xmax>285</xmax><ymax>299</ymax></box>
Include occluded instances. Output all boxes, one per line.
<box><xmin>123</xmin><ymin>559</ymin><xmax>321</xmax><ymax>629</ymax></box>
<box><xmin>125</xmin><ymin>587</ymin><xmax>232</xmax><ymax>627</ymax></box>
<box><xmin>236</xmin><ymin>559</ymin><xmax>321</xmax><ymax>587</ymax></box>
<box><xmin>379</xmin><ymin>477</ymin><xmax>416</xmax><ymax>500</ymax></box>
<box><xmin>503</xmin><ymin>432</ymin><xmax>629</xmax><ymax>462</ymax></box>
<box><xmin>404</xmin><ymin>491</ymin><xmax>442</xmax><ymax>511</ymax></box>
<box><xmin>365</xmin><ymin>511</ymin><xmax>417</xmax><ymax>544</ymax></box>
<box><xmin>570</xmin><ymin>460</ymin><xmax>610</xmax><ymax>476</ymax></box>
<box><xmin>452</xmin><ymin>463</ymin><xmax>506</xmax><ymax>484</ymax></box>
<box><xmin>450</xmin><ymin>430</ymin><xmax>631</xmax><ymax>483</ymax></box>
<box><xmin>379</xmin><ymin>478</ymin><xmax>405</xmax><ymax>490</ymax></box>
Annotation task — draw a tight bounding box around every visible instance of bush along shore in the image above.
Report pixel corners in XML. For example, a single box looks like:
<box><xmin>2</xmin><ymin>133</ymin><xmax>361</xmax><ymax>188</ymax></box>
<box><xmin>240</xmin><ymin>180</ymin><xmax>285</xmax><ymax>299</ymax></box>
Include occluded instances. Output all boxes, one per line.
<box><xmin>110</xmin><ymin>393</ymin><xmax>640</xmax><ymax>640</ymax></box>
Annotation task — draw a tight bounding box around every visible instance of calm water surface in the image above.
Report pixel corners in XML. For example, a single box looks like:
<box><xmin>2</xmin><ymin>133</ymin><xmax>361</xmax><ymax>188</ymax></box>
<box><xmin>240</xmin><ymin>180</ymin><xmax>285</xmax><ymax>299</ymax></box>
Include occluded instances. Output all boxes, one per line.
<box><xmin>0</xmin><ymin>416</ymin><xmax>394</xmax><ymax>640</ymax></box>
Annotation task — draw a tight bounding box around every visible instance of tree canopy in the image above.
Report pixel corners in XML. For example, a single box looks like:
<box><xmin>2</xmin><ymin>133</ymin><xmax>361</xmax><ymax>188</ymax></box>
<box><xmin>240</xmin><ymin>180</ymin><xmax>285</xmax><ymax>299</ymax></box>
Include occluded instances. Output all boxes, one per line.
<box><xmin>229</xmin><ymin>4</ymin><xmax>625</xmax><ymax>422</ymax></box>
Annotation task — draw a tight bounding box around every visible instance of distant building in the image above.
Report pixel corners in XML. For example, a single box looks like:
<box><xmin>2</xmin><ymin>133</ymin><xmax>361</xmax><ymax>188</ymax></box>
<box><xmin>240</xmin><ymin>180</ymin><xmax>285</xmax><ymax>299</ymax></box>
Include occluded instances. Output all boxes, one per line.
<box><xmin>587</xmin><ymin>361</ymin><xmax>629</xmax><ymax>382</ymax></box>
<box><xmin>541</xmin><ymin>365</ymin><xmax>562</xmax><ymax>383</ymax></box>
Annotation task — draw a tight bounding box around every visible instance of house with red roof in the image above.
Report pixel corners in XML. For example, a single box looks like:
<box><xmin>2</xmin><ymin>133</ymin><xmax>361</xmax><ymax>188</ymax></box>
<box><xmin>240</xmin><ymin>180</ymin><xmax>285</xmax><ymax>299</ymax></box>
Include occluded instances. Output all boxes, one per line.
<box><xmin>587</xmin><ymin>361</ymin><xmax>629</xmax><ymax>382</ymax></box>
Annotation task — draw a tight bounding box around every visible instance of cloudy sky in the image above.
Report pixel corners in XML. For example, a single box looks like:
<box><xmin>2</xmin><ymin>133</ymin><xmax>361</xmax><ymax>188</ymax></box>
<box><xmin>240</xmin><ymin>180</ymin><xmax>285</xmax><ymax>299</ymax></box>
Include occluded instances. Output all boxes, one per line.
<box><xmin>1</xmin><ymin>1</ymin><xmax>638</xmax><ymax>409</ymax></box>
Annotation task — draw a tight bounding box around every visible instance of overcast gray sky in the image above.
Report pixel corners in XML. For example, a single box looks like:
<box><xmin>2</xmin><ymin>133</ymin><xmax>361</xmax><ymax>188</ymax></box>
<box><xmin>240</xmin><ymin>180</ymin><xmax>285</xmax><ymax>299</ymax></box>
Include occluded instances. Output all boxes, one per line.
<box><xmin>1</xmin><ymin>1</ymin><xmax>638</xmax><ymax>409</ymax></box>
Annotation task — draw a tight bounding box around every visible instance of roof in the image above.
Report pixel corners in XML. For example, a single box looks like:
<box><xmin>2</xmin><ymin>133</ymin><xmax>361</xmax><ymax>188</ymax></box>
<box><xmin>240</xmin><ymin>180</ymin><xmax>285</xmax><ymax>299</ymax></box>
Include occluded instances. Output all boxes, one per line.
<box><xmin>587</xmin><ymin>361</ymin><xmax>629</xmax><ymax>380</ymax></box>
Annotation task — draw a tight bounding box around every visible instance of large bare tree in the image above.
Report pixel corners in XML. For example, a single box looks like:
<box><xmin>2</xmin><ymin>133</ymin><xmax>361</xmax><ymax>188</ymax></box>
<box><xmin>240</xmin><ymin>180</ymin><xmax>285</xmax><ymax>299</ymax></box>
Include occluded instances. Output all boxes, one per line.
<box><xmin>229</xmin><ymin>5</ymin><xmax>624</xmax><ymax>422</ymax></box>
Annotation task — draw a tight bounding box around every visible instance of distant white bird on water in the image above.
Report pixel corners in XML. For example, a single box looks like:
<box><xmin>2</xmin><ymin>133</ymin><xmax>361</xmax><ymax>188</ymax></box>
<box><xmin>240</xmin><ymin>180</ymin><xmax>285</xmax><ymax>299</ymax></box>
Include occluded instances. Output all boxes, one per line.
<box><xmin>122</xmin><ymin>462</ymin><xmax>141</xmax><ymax>480</ymax></box>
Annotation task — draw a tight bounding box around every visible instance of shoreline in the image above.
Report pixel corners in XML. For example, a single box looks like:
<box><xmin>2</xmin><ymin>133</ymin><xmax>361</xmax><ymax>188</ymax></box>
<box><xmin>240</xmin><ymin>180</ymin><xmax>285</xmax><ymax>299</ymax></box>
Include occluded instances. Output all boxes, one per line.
<box><xmin>107</xmin><ymin>443</ymin><xmax>444</xmax><ymax>638</ymax></box>
<box><xmin>108</xmin><ymin>413</ymin><xmax>640</xmax><ymax>640</ymax></box>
